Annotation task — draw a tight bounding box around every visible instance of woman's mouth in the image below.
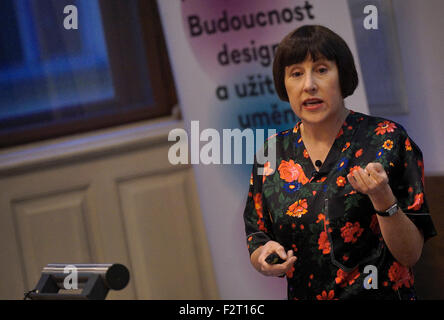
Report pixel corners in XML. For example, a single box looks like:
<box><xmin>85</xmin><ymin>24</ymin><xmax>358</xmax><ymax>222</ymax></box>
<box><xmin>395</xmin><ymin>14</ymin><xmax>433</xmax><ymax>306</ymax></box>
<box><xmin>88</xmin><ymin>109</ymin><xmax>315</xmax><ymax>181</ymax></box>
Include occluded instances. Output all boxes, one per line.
<box><xmin>302</xmin><ymin>98</ymin><xmax>324</xmax><ymax>110</ymax></box>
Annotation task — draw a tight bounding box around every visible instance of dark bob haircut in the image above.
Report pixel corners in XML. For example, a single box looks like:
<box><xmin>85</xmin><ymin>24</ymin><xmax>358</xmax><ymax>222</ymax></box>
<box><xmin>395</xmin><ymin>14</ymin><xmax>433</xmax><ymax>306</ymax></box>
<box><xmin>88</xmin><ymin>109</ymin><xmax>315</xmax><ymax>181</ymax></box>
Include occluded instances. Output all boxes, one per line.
<box><xmin>273</xmin><ymin>25</ymin><xmax>358</xmax><ymax>101</ymax></box>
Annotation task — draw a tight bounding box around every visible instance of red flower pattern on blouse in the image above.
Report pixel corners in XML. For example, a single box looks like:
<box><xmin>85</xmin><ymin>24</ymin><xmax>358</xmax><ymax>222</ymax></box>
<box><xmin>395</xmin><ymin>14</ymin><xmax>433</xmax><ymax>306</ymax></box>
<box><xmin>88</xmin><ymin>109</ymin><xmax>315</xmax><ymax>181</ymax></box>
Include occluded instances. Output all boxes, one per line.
<box><xmin>262</xmin><ymin>161</ymin><xmax>274</xmax><ymax>183</ymax></box>
<box><xmin>336</xmin><ymin>176</ymin><xmax>347</xmax><ymax>187</ymax></box>
<box><xmin>278</xmin><ymin>159</ymin><xmax>309</xmax><ymax>184</ymax></box>
<box><xmin>405</xmin><ymin>138</ymin><xmax>412</xmax><ymax>151</ymax></box>
<box><xmin>335</xmin><ymin>268</ymin><xmax>360</xmax><ymax>288</ymax></box>
<box><xmin>318</xmin><ymin>231</ymin><xmax>331</xmax><ymax>254</ymax></box>
<box><xmin>375</xmin><ymin>120</ymin><xmax>397</xmax><ymax>135</ymax></box>
<box><xmin>316</xmin><ymin>290</ymin><xmax>337</xmax><ymax>300</ymax></box>
<box><xmin>253</xmin><ymin>193</ymin><xmax>267</xmax><ymax>232</ymax></box>
<box><xmin>243</xmin><ymin>111</ymin><xmax>435</xmax><ymax>300</ymax></box>
<box><xmin>407</xmin><ymin>193</ymin><xmax>424</xmax><ymax>211</ymax></box>
<box><xmin>340</xmin><ymin>222</ymin><xmax>364</xmax><ymax>243</ymax></box>
<box><xmin>349</xmin><ymin>165</ymin><xmax>362</xmax><ymax>176</ymax></box>
<box><xmin>286</xmin><ymin>199</ymin><xmax>308</xmax><ymax>218</ymax></box>
<box><xmin>388</xmin><ymin>262</ymin><xmax>414</xmax><ymax>290</ymax></box>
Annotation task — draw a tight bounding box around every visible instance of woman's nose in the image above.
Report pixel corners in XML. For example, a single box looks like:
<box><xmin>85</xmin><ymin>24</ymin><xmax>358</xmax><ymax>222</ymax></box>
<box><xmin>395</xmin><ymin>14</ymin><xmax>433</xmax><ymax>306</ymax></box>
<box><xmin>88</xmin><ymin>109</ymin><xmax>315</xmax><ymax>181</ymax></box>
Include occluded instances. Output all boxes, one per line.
<box><xmin>303</xmin><ymin>73</ymin><xmax>317</xmax><ymax>93</ymax></box>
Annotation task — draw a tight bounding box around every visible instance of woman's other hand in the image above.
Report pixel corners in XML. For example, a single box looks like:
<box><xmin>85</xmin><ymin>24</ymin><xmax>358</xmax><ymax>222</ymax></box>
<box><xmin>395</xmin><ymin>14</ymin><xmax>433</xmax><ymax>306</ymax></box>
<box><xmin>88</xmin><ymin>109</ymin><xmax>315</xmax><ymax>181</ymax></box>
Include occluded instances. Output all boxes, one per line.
<box><xmin>346</xmin><ymin>162</ymin><xmax>397</xmax><ymax>211</ymax></box>
<box><xmin>250</xmin><ymin>240</ymin><xmax>297</xmax><ymax>277</ymax></box>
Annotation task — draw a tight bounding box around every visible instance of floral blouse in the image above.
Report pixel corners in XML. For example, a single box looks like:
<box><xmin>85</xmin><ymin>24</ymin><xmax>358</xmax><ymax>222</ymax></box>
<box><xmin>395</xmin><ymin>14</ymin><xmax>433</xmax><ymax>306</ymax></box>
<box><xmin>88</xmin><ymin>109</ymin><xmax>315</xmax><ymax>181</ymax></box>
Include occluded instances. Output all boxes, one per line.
<box><xmin>243</xmin><ymin>110</ymin><xmax>437</xmax><ymax>300</ymax></box>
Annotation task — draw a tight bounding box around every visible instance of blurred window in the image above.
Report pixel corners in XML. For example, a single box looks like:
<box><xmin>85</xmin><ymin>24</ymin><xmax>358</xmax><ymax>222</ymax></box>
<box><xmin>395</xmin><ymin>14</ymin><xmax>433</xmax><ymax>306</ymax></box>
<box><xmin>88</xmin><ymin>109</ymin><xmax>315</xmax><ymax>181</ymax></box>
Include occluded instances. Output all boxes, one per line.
<box><xmin>0</xmin><ymin>0</ymin><xmax>177</xmax><ymax>148</ymax></box>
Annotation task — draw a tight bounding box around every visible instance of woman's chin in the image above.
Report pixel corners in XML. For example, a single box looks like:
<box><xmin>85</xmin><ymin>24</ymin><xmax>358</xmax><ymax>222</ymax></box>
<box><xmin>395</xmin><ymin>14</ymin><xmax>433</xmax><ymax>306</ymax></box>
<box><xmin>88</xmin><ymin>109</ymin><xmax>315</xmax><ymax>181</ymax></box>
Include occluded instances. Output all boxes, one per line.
<box><xmin>299</xmin><ymin>109</ymin><xmax>330</xmax><ymax>125</ymax></box>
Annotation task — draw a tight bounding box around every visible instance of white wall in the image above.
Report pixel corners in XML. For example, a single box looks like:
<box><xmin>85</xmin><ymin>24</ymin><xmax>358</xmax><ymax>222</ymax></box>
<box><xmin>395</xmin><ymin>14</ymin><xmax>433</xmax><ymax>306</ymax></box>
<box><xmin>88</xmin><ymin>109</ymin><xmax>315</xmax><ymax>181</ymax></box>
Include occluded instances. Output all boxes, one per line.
<box><xmin>390</xmin><ymin>0</ymin><xmax>444</xmax><ymax>175</ymax></box>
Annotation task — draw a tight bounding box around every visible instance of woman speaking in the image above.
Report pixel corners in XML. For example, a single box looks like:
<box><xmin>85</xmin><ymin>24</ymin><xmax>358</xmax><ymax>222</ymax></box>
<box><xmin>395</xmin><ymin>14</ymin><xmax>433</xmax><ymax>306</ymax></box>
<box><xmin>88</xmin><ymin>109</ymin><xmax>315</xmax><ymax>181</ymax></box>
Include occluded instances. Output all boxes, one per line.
<box><xmin>243</xmin><ymin>25</ymin><xmax>437</xmax><ymax>300</ymax></box>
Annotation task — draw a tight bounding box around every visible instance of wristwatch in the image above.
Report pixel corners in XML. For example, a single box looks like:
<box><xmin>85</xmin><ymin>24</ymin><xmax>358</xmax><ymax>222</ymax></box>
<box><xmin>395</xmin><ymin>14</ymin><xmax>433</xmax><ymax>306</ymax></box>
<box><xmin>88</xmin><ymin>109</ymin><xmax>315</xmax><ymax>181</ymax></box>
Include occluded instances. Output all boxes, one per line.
<box><xmin>375</xmin><ymin>202</ymin><xmax>399</xmax><ymax>217</ymax></box>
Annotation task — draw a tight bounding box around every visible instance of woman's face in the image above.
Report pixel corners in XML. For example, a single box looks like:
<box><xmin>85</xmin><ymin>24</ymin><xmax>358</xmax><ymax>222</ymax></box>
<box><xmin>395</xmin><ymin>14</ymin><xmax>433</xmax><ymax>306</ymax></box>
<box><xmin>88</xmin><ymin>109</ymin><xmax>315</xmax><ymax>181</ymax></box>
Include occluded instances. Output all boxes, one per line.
<box><xmin>284</xmin><ymin>56</ymin><xmax>344</xmax><ymax>126</ymax></box>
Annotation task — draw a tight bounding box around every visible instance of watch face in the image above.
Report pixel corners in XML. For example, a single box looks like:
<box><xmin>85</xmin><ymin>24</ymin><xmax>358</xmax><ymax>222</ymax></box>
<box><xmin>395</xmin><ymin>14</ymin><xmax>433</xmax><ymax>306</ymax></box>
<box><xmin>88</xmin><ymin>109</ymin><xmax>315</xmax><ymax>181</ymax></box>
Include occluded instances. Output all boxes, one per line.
<box><xmin>387</xmin><ymin>203</ymin><xmax>399</xmax><ymax>216</ymax></box>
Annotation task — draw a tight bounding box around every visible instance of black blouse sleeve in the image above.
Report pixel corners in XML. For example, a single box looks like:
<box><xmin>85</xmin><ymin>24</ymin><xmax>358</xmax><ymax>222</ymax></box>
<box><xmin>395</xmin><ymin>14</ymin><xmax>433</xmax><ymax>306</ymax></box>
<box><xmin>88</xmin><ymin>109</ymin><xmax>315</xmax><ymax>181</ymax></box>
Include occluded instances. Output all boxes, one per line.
<box><xmin>243</xmin><ymin>156</ymin><xmax>275</xmax><ymax>256</ymax></box>
<box><xmin>392</xmin><ymin>131</ymin><xmax>437</xmax><ymax>242</ymax></box>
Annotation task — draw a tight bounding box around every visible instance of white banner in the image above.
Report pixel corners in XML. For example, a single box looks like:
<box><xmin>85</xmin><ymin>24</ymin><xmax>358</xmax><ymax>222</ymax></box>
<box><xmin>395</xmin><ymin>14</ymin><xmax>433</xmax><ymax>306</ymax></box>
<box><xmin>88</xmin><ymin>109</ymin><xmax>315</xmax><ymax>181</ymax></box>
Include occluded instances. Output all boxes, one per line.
<box><xmin>157</xmin><ymin>0</ymin><xmax>369</xmax><ymax>299</ymax></box>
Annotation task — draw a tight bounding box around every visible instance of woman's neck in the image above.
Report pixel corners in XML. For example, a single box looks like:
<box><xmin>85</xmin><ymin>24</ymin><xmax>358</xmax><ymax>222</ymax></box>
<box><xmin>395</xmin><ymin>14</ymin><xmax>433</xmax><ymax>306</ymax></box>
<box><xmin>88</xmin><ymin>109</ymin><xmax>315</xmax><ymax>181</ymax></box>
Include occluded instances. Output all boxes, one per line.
<box><xmin>300</xmin><ymin>108</ymin><xmax>349</xmax><ymax>145</ymax></box>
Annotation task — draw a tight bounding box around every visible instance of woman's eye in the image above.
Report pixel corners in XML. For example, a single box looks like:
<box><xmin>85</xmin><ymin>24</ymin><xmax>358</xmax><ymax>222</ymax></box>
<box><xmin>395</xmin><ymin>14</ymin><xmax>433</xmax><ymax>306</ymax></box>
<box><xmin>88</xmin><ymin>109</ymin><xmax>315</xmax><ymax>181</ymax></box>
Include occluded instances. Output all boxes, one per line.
<box><xmin>318</xmin><ymin>67</ymin><xmax>328</xmax><ymax>74</ymax></box>
<box><xmin>291</xmin><ymin>71</ymin><xmax>302</xmax><ymax>77</ymax></box>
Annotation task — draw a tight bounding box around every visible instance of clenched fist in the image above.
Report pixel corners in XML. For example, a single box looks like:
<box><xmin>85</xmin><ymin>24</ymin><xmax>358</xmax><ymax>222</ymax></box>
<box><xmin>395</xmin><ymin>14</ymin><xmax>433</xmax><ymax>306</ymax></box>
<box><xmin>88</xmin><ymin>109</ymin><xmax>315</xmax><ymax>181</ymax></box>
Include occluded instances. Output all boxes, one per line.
<box><xmin>347</xmin><ymin>162</ymin><xmax>397</xmax><ymax>212</ymax></box>
<box><xmin>347</xmin><ymin>162</ymin><xmax>389</xmax><ymax>196</ymax></box>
